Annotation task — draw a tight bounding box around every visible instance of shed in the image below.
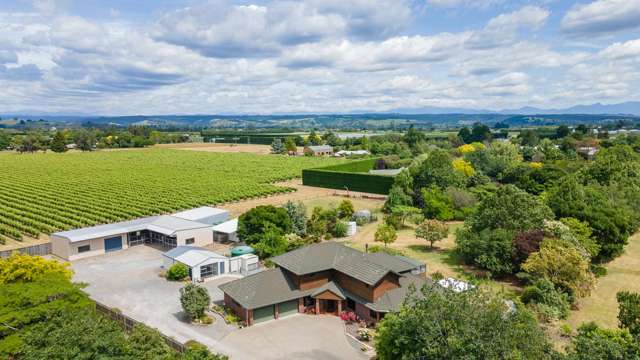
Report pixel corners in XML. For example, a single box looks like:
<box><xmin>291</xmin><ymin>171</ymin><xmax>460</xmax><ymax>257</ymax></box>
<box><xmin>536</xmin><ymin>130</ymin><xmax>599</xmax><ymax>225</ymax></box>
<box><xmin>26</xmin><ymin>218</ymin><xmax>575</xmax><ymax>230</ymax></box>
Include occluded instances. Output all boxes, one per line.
<box><xmin>173</xmin><ymin>206</ymin><xmax>229</xmax><ymax>226</ymax></box>
<box><xmin>212</xmin><ymin>218</ymin><xmax>238</xmax><ymax>242</ymax></box>
<box><xmin>163</xmin><ymin>246</ymin><xmax>229</xmax><ymax>282</ymax></box>
<box><xmin>304</xmin><ymin>145</ymin><xmax>333</xmax><ymax>156</ymax></box>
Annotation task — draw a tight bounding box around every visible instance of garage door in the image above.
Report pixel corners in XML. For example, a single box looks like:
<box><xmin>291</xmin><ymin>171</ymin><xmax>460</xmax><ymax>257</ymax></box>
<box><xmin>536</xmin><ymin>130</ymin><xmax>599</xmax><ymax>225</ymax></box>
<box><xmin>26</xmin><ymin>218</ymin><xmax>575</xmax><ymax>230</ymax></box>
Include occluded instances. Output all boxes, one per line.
<box><xmin>279</xmin><ymin>300</ymin><xmax>299</xmax><ymax>318</ymax></box>
<box><xmin>104</xmin><ymin>236</ymin><xmax>123</xmax><ymax>252</ymax></box>
<box><xmin>253</xmin><ymin>305</ymin><xmax>274</xmax><ymax>324</ymax></box>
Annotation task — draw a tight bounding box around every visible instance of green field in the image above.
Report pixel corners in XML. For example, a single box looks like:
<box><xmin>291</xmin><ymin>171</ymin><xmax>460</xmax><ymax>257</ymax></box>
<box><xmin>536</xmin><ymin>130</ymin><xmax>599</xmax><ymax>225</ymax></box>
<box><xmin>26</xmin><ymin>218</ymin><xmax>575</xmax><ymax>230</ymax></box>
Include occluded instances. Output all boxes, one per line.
<box><xmin>0</xmin><ymin>149</ymin><xmax>340</xmax><ymax>242</ymax></box>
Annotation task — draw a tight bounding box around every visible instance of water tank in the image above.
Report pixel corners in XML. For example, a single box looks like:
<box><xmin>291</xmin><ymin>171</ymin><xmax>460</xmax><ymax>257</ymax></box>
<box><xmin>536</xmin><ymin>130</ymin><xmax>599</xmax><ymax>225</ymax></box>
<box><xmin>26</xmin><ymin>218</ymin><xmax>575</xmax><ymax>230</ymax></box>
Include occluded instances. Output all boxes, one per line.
<box><xmin>231</xmin><ymin>246</ymin><xmax>255</xmax><ymax>257</ymax></box>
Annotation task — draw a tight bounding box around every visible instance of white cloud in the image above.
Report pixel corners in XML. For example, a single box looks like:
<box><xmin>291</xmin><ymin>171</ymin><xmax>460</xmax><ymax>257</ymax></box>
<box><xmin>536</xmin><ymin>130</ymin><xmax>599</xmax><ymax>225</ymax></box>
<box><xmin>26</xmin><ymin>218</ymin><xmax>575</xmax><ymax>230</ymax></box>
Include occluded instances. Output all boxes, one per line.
<box><xmin>465</xmin><ymin>6</ymin><xmax>549</xmax><ymax>49</ymax></box>
<box><xmin>599</xmin><ymin>38</ymin><xmax>640</xmax><ymax>59</ymax></box>
<box><xmin>561</xmin><ymin>0</ymin><xmax>640</xmax><ymax>36</ymax></box>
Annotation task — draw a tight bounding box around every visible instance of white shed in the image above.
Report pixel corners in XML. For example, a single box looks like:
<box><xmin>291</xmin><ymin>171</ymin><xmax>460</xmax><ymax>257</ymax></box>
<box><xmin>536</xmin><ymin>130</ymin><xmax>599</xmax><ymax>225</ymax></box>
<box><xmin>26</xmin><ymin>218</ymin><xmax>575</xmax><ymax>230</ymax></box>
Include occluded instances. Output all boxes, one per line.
<box><xmin>212</xmin><ymin>218</ymin><xmax>238</xmax><ymax>242</ymax></box>
<box><xmin>163</xmin><ymin>246</ymin><xmax>229</xmax><ymax>282</ymax></box>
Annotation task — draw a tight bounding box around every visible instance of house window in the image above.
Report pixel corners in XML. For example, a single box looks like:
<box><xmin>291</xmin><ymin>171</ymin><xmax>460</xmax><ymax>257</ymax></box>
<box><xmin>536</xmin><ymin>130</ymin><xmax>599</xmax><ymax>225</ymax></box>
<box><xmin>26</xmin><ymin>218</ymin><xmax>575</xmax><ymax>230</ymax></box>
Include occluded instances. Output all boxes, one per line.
<box><xmin>185</xmin><ymin>237</ymin><xmax>195</xmax><ymax>245</ymax></box>
<box><xmin>78</xmin><ymin>245</ymin><xmax>91</xmax><ymax>253</ymax></box>
<box><xmin>219</xmin><ymin>262</ymin><xmax>225</xmax><ymax>274</ymax></box>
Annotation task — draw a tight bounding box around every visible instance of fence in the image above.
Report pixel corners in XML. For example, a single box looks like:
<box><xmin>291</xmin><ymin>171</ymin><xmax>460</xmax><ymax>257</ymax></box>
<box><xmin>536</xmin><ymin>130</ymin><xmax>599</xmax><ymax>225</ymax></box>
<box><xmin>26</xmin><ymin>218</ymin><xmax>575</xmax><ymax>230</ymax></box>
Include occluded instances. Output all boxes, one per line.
<box><xmin>94</xmin><ymin>300</ymin><xmax>186</xmax><ymax>353</ymax></box>
<box><xmin>0</xmin><ymin>242</ymin><xmax>51</xmax><ymax>258</ymax></box>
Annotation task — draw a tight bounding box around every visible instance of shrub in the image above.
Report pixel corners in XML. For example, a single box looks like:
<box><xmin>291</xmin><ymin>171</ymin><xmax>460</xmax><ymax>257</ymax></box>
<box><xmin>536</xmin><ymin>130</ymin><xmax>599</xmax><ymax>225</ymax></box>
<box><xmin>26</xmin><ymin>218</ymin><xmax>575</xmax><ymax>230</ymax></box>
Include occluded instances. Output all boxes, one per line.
<box><xmin>591</xmin><ymin>264</ymin><xmax>608</xmax><ymax>277</ymax></box>
<box><xmin>431</xmin><ymin>271</ymin><xmax>444</xmax><ymax>281</ymax></box>
<box><xmin>338</xmin><ymin>200</ymin><xmax>355</xmax><ymax>219</ymax></box>
<box><xmin>617</xmin><ymin>291</ymin><xmax>640</xmax><ymax>336</ymax></box>
<box><xmin>340</xmin><ymin>311</ymin><xmax>358</xmax><ymax>323</ymax></box>
<box><xmin>166</xmin><ymin>263</ymin><xmax>189</xmax><ymax>281</ymax></box>
<box><xmin>521</xmin><ymin>279</ymin><xmax>570</xmax><ymax>321</ymax></box>
<box><xmin>560</xmin><ymin>324</ymin><xmax>573</xmax><ymax>337</ymax></box>
<box><xmin>367</xmin><ymin>244</ymin><xmax>403</xmax><ymax>256</ymax></box>
<box><xmin>332</xmin><ymin>222</ymin><xmax>348</xmax><ymax>238</ymax></box>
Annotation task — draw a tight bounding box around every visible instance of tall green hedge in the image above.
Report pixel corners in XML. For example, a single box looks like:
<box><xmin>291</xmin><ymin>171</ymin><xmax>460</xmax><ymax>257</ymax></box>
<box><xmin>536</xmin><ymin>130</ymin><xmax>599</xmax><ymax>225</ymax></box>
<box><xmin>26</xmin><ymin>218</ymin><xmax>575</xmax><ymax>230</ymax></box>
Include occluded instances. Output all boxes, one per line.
<box><xmin>302</xmin><ymin>158</ymin><xmax>394</xmax><ymax>195</ymax></box>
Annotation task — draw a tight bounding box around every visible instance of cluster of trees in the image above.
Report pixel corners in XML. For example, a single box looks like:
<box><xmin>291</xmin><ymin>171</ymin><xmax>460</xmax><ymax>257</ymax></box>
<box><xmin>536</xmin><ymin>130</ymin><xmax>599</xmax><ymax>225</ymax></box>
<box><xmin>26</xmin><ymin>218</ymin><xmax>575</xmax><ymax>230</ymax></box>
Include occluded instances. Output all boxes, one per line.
<box><xmin>1</xmin><ymin>126</ymin><xmax>193</xmax><ymax>153</ymax></box>
<box><xmin>237</xmin><ymin>200</ymin><xmax>359</xmax><ymax>259</ymax></box>
<box><xmin>0</xmin><ymin>253</ymin><xmax>226</xmax><ymax>359</ymax></box>
<box><xmin>375</xmin><ymin>282</ymin><xmax>640</xmax><ymax>359</ymax></box>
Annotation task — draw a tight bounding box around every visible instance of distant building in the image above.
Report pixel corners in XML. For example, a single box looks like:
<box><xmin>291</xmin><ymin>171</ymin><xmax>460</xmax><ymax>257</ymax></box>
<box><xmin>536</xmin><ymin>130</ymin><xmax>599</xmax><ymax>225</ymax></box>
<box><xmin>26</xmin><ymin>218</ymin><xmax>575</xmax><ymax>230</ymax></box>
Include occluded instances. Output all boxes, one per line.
<box><xmin>334</xmin><ymin>149</ymin><xmax>370</xmax><ymax>157</ymax></box>
<box><xmin>304</xmin><ymin>145</ymin><xmax>333</xmax><ymax>156</ymax></box>
<box><xmin>577</xmin><ymin>146</ymin><xmax>598</xmax><ymax>160</ymax></box>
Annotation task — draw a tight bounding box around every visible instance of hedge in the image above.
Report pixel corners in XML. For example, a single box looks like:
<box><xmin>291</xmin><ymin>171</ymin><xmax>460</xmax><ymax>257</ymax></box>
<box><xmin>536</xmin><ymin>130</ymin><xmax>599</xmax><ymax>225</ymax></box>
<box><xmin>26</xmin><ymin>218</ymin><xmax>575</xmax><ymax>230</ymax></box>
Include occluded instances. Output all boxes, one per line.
<box><xmin>302</xmin><ymin>158</ymin><xmax>394</xmax><ymax>195</ymax></box>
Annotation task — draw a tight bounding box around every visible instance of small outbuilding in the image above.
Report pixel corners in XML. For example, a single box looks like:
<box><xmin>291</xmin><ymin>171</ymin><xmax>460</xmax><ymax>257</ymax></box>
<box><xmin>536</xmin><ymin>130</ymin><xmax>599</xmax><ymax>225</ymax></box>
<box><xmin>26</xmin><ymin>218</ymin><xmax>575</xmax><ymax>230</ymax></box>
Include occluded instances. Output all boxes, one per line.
<box><xmin>163</xmin><ymin>246</ymin><xmax>229</xmax><ymax>282</ymax></box>
<box><xmin>173</xmin><ymin>206</ymin><xmax>230</xmax><ymax>226</ymax></box>
<box><xmin>304</xmin><ymin>145</ymin><xmax>333</xmax><ymax>156</ymax></box>
<box><xmin>212</xmin><ymin>218</ymin><xmax>238</xmax><ymax>242</ymax></box>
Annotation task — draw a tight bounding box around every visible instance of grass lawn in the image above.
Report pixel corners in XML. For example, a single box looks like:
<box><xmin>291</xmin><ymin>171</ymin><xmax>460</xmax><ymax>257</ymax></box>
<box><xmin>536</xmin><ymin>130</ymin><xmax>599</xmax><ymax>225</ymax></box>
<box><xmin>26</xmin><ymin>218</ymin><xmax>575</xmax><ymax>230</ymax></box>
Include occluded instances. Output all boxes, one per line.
<box><xmin>343</xmin><ymin>219</ymin><xmax>521</xmax><ymax>298</ymax></box>
<box><xmin>565</xmin><ymin>231</ymin><xmax>640</xmax><ymax>329</ymax></box>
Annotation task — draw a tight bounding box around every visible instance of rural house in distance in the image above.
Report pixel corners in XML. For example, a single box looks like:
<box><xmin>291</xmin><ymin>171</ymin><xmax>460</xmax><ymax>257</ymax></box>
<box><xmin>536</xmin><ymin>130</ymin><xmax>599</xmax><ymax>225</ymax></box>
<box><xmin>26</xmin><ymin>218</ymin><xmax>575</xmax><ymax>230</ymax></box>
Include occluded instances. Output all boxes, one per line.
<box><xmin>220</xmin><ymin>242</ymin><xmax>427</xmax><ymax>326</ymax></box>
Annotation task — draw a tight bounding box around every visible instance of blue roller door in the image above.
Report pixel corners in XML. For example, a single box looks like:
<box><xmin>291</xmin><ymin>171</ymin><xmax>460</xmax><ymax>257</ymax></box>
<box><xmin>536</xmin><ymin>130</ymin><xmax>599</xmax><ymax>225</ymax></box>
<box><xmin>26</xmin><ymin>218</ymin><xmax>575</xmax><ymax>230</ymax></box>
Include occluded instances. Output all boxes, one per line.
<box><xmin>104</xmin><ymin>236</ymin><xmax>123</xmax><ymax>252</ymax></box>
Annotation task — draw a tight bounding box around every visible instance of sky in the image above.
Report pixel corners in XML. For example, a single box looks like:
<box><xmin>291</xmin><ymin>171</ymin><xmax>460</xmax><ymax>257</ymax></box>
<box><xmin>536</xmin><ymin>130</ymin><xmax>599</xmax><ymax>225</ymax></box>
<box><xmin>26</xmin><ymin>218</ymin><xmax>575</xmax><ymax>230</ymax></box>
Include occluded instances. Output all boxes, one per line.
<box><xmin>0</xmin><ymin>0</ymin><xmax>639</xmax><ymax>115</ymax></box>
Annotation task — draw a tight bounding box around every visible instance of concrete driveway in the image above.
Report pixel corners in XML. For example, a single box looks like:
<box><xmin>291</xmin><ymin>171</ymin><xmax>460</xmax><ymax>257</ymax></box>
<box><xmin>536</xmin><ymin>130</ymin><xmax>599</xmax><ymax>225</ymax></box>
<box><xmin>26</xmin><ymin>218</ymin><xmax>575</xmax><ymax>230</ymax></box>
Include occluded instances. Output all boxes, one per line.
<box><xmin>220</xmin><ymin>314</ymin><xmax>368</xmax><ymax>360</ymax></box>
<box><xmin>71</xmin><ymin>246</ymin><xmax>241</xmax><ymax>356</ymax></box>
<box><xmin>72</xmin><ymin>246</ymin><xmax>368</xmax><ymax>359</ymax></box>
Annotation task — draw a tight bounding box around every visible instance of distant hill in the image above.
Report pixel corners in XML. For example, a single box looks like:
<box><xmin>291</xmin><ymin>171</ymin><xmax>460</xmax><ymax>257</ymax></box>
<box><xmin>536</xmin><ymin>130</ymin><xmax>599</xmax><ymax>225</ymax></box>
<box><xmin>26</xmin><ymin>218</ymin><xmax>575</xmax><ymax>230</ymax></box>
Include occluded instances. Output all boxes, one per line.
<box><xmin>1</xmin><ymin>101</ymin><xmax>639</xmax><ymax>129</ymax></box>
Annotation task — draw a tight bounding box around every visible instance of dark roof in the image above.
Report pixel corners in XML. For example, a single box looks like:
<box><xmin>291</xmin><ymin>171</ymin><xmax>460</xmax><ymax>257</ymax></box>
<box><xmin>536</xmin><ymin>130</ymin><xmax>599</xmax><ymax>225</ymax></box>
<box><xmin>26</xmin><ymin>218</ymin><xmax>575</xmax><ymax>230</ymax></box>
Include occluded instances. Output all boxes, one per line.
<box><xmin>340</xmin><ymin>275</ymin><xmax>430</xmax><ymax>312</ymax></box>
<box><xmin>311</xmin><ymin>281</ymin><xmax>346</xmax><ymax>299</ymax></box>
<box><xmin>271</xmin><ymin>242</ymin><xmax>417</xmax><ymax>285</ymax></box>
<box><xmin>219</xmin><ymin>267</ymin><xmax>314</xmax><ymax>309</ymax></box>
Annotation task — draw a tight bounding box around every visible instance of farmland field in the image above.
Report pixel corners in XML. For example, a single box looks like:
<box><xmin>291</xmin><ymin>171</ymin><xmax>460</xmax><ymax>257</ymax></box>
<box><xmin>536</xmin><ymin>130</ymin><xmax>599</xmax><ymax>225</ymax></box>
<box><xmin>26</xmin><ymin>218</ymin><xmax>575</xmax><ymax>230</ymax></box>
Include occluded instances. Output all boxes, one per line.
<box><xmin>0</xmin><ymin>149</ymin><xmax>340</xmax><ymax>243</ymax></box>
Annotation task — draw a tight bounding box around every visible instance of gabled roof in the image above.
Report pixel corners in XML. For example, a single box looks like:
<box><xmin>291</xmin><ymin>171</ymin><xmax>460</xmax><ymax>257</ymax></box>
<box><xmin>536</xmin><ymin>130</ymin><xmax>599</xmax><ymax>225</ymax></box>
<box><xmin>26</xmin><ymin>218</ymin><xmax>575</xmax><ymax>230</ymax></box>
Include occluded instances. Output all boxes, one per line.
<box><xmin>311</xmin><ymin>281</ymin><xmax>346</xmax><ymax>299</ymax></box>
<box><xmin>53</xmin><ymin>214</ymin><xmax>212</xmax><ymax>243</ymax></box>
<box><xmin>306</xmin><ymin>145</ymin><xmax>333</xmax><ymax>152</ymax></box>
<box><xmin>212</xmin><ymin>218</ymin><xmax>238</xmax><ymax>234</ymax></box>
<box><xmin>271</xmin><ymin>242</ymin><xmax>405</xmax><ymax>286</ymax></box>
<box><xmin>219</xmin><ymin>267</ymin><xmax>314</xmax><ymax>309</ymax></box>
<box><xmin>163</xmin><ymin>246</ymin><xmax>227</xmax><ymax>267</ymax></box>
<box><xmin>341</xmin><ymin>275</ymin><xmax>430</xmax><ymax>313</ymax></box>
<box><xmin>365</xmin><ymin>252</ymin><xmax>418</xmax><ymax>274</ymax></box>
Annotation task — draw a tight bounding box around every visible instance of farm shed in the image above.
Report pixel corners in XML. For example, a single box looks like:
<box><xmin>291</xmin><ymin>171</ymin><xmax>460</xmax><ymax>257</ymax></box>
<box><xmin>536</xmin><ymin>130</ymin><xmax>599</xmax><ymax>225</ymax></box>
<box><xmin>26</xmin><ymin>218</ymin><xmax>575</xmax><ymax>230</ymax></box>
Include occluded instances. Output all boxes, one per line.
<box><xmin>212</xmin><ymin>218</ymin><xmax>238</xmax><ymax>242</ymax></box>
<box><xmin>163</xmin><ymin>246</ymin><xmax>229</xmax><ymax>282</ymax></box>
<box><xmin>51</xmin><ymin>211</ymin><xmax>217</xmax><ymax>261</ymax></box>
<box><xmin>304</xmin><ymin>145</ymin><xmax>334</xmax><ymax>156</ymax></box>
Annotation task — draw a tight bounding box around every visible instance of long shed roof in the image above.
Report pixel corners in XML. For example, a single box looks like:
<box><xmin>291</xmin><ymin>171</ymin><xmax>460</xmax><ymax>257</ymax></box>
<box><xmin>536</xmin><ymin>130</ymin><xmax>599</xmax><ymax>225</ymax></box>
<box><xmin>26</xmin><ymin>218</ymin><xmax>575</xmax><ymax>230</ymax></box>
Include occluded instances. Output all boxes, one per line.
<box><xmin>53</xmin><ymin>215</ymin><xmax>211</xmax><ymax>243</ymax></box>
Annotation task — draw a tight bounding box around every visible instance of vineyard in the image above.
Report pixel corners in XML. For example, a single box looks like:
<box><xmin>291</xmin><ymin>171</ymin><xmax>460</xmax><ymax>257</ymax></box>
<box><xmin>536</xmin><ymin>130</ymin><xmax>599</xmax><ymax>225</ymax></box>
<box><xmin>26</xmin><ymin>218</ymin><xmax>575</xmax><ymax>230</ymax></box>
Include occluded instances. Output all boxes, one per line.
<box><xmin>0</xmin><ymin>149</ymin><xmax>340</xmax><ymax>244</ymax></box>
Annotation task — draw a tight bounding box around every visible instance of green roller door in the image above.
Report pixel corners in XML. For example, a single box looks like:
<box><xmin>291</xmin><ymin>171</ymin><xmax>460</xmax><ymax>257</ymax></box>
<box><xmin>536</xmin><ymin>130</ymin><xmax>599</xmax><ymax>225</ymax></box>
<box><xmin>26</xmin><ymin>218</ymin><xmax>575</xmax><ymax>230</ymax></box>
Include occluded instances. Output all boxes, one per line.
<box><xmin>253</xmin><ymin>305</ymin><xmax>274</xmax><ymax>324</ymax></box>
<box><xmin>279</xmin><ymin>299</ymin><xmax>299</xmax><ymax>318</ymax></box>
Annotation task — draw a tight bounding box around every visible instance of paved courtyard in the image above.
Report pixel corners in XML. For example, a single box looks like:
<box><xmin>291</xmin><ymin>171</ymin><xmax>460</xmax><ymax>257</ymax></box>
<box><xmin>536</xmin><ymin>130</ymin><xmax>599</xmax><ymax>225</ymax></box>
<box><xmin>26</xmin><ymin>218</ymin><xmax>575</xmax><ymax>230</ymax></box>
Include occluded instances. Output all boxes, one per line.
<box><xmin>72</xmin><ymin>246</ymin><xmax>368</xmax><ymax>359</ymax></box>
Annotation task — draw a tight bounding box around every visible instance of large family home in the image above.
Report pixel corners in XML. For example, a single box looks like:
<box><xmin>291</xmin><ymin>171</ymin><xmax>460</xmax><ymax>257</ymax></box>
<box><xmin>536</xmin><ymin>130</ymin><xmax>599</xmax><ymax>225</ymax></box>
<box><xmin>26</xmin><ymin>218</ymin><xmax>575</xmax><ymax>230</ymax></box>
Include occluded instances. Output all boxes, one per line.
<box><xmin>219</xmin><ymin>242</ymin><xmax>428</xmax><ymax>326</ymax></box>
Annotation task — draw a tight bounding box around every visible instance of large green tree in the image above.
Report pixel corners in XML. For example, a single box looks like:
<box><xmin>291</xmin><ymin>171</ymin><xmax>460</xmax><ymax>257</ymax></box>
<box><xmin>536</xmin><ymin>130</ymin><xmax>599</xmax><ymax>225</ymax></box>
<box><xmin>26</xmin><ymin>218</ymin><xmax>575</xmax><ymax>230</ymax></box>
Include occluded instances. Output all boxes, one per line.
<box><xmin>237</xmin><ymin>205</ymin><xmax>292</xmax><ymax>245</ymax></box>
<box><xmin>375</xmin><ymin>285</ymin><xmax>555</xmax><ymax>359</ymax></box>
<box><xmin>50</xmin><ymin>131</ymin><xmax>68</xmax><ymax>153</ymax></box>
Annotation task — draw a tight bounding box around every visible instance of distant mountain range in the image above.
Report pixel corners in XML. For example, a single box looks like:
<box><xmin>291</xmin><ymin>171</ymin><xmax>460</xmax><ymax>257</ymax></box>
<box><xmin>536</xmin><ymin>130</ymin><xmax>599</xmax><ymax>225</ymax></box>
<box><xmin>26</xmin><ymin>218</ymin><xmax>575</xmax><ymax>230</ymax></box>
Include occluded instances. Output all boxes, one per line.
<box><xmin>389</xmin><ymin>101</ymin><xmax>640</xmax><ymax>116</ymax></box>
<box><xmin>2</xmin><ymin>101</ymin><xmax>639</xmax><ymax>129</ymax></box>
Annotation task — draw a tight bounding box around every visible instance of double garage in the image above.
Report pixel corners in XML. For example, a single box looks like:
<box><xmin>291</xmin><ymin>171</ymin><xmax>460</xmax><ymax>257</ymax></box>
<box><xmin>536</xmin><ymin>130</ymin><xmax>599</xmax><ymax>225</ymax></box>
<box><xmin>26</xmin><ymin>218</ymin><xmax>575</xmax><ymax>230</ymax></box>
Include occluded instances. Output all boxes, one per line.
<box><xmin>253</xmin><ymin>299</ymin><xmax>300</xmax><ymax>324</ymax></box>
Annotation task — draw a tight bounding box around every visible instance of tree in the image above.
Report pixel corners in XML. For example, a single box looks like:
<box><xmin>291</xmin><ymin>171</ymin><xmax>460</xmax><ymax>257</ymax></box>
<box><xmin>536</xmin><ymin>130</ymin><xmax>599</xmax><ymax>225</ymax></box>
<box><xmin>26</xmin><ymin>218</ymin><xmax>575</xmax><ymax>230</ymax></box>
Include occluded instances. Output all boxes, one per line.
<box><xmin>391</xmin><ymin>205</ymin><xmax>421</xmax><ymax>227</ymax></box>
<box><xmin>512</xmin><ymin>229</ymin><xmax>545</xmax><ymax>265</ymax></box>
<box><xmin>617</xmin><ymin>291</ymin><xmax>640</xmax><ymax>336</ymax></box>
<box><xmin>282</xmin><ymin>200</ymin><xmax>307</xmax><ymax>236</ymax></box>
<box><xmin>456</xmin><ymin>227</ymin><xmax>516</xmax><ymax>275</ymax></box>
<box><xmin>337</xmin><ymin>200</ymin><xmax>355</xmax><ymax>219</ymax></box>
<box><xmin>465</xmin><ymin>141</ymin><xmax>520</xmax><ymax>179</ymax></box>
<box><xmin>560</xmin><ymin>217</ymin><xmax>600</xmax><ymax>258</ymax></box>
<box><xmin>415</xmin><ymin>219</ymin><xmax>448</xmax><ymax>248</ymax></box>
<box><xmin>413</xmin><ymin>149</ymin><xmax>464</xmax><ymax>198</ymax></box>
<box><xmin>375</xmin><ymin>285</ymin><xmax>555</xmax><ymax>360</ymax></box>
<box><xmin>307</xmin><ymin>130</ymin><xmax>322</xmax><ymax>145</ymax></box>
<box><xmin>0</xmin><ymin>252</ymin><xmax>73</xmax><ymax>284</ymax></box>
<box><xmin>458</xmin><ymin>126</ymin><xmax>472</xmax><ymax>143</ymax></box>
<box><xmin>556</xmin><ymin>125</ymin><xmax>570</xmax><ymax>138</ymax></box>
<box><xmin>403</xmin><ymin>126</ymin><xmax>426</xmax><ymax>153</ymax></box>
<box><xmin>452</xmin><ymin>158</ymin><xmax>475</xmax><ymax>177</ymax></box>
<box><xmin>253</xmin><ymin>223</ymin><xmax>289</xmax><ymax>258</ymax></box>
<box><xmin>74</xmin><ymin>129</ymin><xmax>96</xmax><ymax>151</ymax></box>
<box><xmin>470</xmin><ymin>122</ymin><xmax>492</xmax><ymax>142</ymax></box>
<box><xmin>374</xmin><ymin>223</ymin><xmax>397</xmax><ymax>247</ymax></box>
<box><xmin>0</xmin><ymin>130</ymin><xmax>10</xmax><ymax>150</ymax></box>
<box><xmin>586</xmin><ymin>145</ymin><xmax>640</xmax><ymax>185</ymax></box>
<box><xmin>284</xmin><ymin>137</ymin><xmax>297</xmax><ymax>154</ymax></box>
<box><xmin>50</xmin><ymin>131</ymin><xmax>67</xmax><ymax>153</ymax></box>
<box><xmin>566</xmin><ymin>322</ymin><xmax>639</xmax><ymax>360</ymax></box>
<box><xmin>180</xmin><ymin>283</ymin><xmax>210</xmax><ymax>321</ymax></box>
<box><xmin>237</xmin><ymin>205</ymin><xmax>292</xmax><ymax>244</ymax></box>
<box><xmin>126</xmin><ymin>324</ymin><xmax>174</xmax><ymax>359</ymax></box>
<box><xmin>522</xmin><ymin>239</ymin><xmax>596</xmax><ymax>298</ymax></box>
<box><xmin>519</xmin><ymin>129</ymin><xmax>540</xmax><ymax>147</ymax></box>
<box><xmin>270</xmin><ymin>138</ymin><xmax>286</xmax><ymax>154</ymax></box>
<box><xmin>421</xmin><ymin>185</ymin><xmax>454</xmax><ymax>221</ymax></box>
<box><xmin>383</xmin><ymin>185</ymin><xmax>412</xmax><ymax>213</ymax></box>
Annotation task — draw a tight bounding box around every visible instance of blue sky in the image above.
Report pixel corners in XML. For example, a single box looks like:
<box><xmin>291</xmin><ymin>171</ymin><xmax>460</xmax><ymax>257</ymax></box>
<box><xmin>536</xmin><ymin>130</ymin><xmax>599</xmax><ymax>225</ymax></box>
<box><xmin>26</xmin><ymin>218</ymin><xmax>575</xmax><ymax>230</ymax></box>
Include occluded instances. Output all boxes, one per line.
<box><xmin>0</xmin><ymin>0</ymin><xmax>638</xmax><ymax>115</ymax></box>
